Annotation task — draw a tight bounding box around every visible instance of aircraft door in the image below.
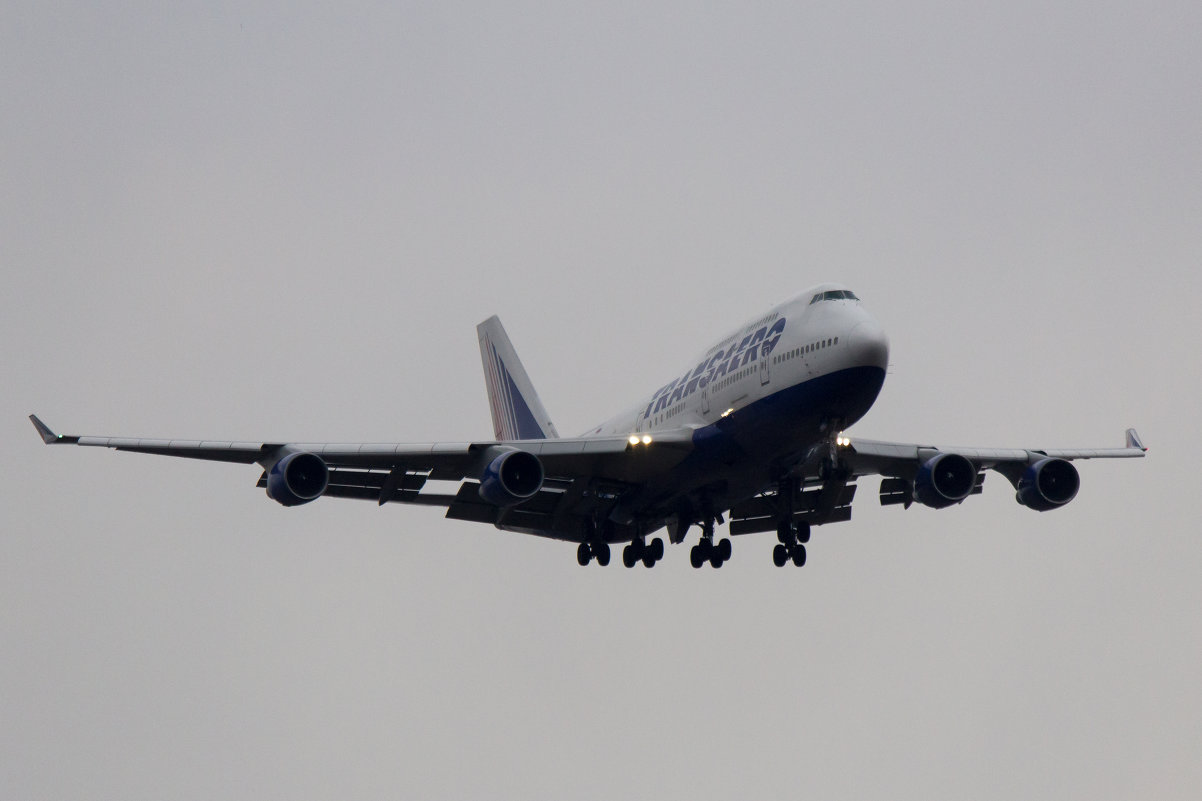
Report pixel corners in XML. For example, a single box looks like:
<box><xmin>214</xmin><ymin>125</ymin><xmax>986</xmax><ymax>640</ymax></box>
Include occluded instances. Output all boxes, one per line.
<box><xmin>700</xmin><ymin>384</ymin><xmax>710</xmax><ymax>415</ymax></box>
<box><xmin>759</xmin><ymin>342</ymin><xmax>771</xmax><ymax>386</ymax></box>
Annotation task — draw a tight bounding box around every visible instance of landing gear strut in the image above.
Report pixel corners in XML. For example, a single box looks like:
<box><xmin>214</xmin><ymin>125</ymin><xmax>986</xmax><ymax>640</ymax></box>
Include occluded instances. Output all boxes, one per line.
<box><xmin>772</xmin><ymin>475</ymin><xmax>810</xmax><ymax>568</ymax></box>
<box><xmin>772</xmin><ymin>519</ymin><xmax>809</xmax><ymax>567</ymax></box>
<box><xmin>690</xmin><ymin>518</ymin><xmax>731</xmax><ymax>569</ymax></box>
<box><xmin>577</xmin><ymin>518</ymin><xmax>612</xmax><ymax>566</ymax></box>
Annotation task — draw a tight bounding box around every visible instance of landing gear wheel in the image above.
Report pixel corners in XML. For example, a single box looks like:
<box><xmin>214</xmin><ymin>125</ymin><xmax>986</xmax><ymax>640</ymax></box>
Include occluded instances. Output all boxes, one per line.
<box><xmin>773</xmin><ymin>543</ymin><xmax>788</xmax><ymax>567</ymax></box>
<box><xmin>710</xmin><ymin>550</ymin><xmax>724</xmax><ymax>568</ymax></box>
<box><xmin>650</xmin><ymin>538</ymin><xmax>664</xmax><ymax>561</ymax></box>
<box><xmin>791</xmin><ymin>544</ymin><xmax>807</xmax><ymax>567</ymax></box>
<box><xmin>717</xmin><ymin>538</ymin><xmax>732</xmax><ymax>562</ymax></box>
<box><xmin>595</xmin><ymin>542</ymin><xmax>611</xmax><ymax>567</ymax></box>
<box><xmin>622</xmin><ymin>544</ymin><xmax>637</xmax><ymax>568</ymax></box>
<box><xmin>577</xmin><ymin>543</ymin><xmax>591</xmax><ymax>566</ymax></box>
<box><xmin>642</xmin><ymin>551</ymin><xmax>656</xmax><ymax>568</ymax></box>
<box><xmin>797</xmin><ymin>522</ymin><xmax>811</xmax><ymax>544</ymax></box>
<box><xmin>690</xmin><ymin>545</ymin><xmax>705</xmax><ymax>569</ymax></box>
<box><xmin>777</xmin><ymin>521</ymin><xmax>794</xmax><ymax>545</ymax></box>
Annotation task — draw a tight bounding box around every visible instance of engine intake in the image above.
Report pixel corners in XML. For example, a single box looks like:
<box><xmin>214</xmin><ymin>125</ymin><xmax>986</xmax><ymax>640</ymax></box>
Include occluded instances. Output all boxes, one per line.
<box><xmin>1016</xmin><ymin>458</ymin><xmax>1079</xmax><ymax>511</ymax></box>
<box><xmin>478</xmin><ymin>449</ymin><xmax>544</xmax><ymax>507</ymax></box>
<box><xmin>914</xmin><ymin>453</ymin><xmax>976</xmax><ymax>509</ymax></box>
<box><xmin>266</xmin><ymin>451</ymin><xmax>328</xmax><ymax>507</ymax></box>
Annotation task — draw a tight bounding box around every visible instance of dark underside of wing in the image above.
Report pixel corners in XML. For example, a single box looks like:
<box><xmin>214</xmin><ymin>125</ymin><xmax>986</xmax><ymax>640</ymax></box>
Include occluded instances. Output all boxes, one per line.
<box><xmin>256</xmin><ymin>465</ymin><xmax>633</xmax><ymax>542</ymax></box>
<box><xmin>727</xmin><ymin>480</ymin><xmax>857</xmax><ymax>535</ymax></box>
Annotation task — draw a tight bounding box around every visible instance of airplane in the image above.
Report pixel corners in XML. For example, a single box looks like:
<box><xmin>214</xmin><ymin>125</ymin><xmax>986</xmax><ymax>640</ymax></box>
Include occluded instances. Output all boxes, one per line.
<box><xmin>30</xmin><ymin>283</ymin><xmax>1146</xmax><ymax>569</ymax></box>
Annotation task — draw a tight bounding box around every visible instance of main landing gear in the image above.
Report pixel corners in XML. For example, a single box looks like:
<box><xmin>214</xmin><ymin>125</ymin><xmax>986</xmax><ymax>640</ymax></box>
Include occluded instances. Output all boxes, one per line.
<box><xmin>577</xmin><ymin>541</ymin><xmax>610</xmax><ymax>566</ymax></box>
<box><xmin>690</xmin><ymin>519</ymin><xmax>731</xmax><ymax>569</ymax></box>
<box><xmin>772</xmin><ymin>475</ymin><xmax>810</xmax><ymax>568</ymax></box>
<box><xmin>577</xmin><ymin>538</ymin><xmax>665</xmax><ymax>568</ymax></box>
<box><xmin>772</xmin><ymin>520</ymin><xmax>810</xmax><ymax>567</ymax></box>
<box><xmin>578</xmin><ymin>516</ymin><xmax>664</xmax><ymax>568</ymax></box>
<box><xmin>623</xmin><ymin>537</ymin><xmax>665</xmax><ymax>568</ymax></box>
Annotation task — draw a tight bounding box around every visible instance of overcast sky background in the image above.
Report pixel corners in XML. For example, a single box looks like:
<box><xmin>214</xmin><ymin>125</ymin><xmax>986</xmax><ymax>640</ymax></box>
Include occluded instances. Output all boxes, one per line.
<box><xmin>4</xmin><ymin>2</ymin><xmax>1200</xmax><ymax>798</ymax></box>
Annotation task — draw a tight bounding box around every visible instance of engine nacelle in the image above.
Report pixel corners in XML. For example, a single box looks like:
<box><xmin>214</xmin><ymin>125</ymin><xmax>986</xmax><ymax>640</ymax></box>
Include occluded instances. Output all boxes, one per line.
<box><xmin>478</xmin><ymin>449</ymin><xmax>544</xmax><ymax>507</ymax></box>
<box><xmin>914</xmin><ymin>452</ymin><xmax>977</xmax><ymax>509</ymax></box>
<box><xmin>1016</xmin><ymin>457</ymin><xmax>1079</xmax><ymax>511</ymax></box>
<box><xmin>266</xmin><ymin>451</ymin><xmax>328</xmax><ymax>507</ymax></box>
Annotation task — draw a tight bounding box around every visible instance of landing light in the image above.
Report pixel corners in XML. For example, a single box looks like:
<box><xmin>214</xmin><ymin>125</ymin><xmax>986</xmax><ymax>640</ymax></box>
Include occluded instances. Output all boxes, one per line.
<box><xmin>836</xmin><ymin>434</ymin><xmax>851</xmax><ymax>447</ymax></box>
<box><xmin>641</xmin><ymin>434</ymin><xmax>652</xmax><ymax>445</ymax></box>
<box><xmin>628</xmin><ymin>435</ymin><xmax>640</xmax><ymax>446</ymax></box>
<box><xmin>721</xmin><ymin>408</ymin><xmax>734</xmax><ymax>418</ymax></box>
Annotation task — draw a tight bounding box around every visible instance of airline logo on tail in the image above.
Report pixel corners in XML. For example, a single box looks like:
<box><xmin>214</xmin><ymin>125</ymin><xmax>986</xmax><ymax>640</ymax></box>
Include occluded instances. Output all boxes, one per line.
<box><xmin>477</xmin><ymin>316</ymin><xmax>560</xmax><ymax>442</ymax></box>
<box><xmin>482</xmin><ymin>341</ymin><xmax>550</xmax><ymax>440</ymax></box>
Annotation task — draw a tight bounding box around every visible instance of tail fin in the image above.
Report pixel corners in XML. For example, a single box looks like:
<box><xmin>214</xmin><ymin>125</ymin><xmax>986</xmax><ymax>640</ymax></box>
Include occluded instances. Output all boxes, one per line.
<box><xmin>477</xmin><ymin>316</ymin><xmax>560</xmax><ymax>441</ymax></box>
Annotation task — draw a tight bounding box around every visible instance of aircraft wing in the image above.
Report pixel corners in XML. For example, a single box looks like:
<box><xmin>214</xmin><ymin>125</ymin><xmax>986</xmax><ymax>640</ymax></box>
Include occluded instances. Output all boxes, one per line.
<box><xmin>29</xmin><ymin>415</ymin><xmax>694</xmax><ymax>539</ymax></box>
<box><xmin>841</xmin><ymin>428</ymin><xmax>1146</xmax><ymax>476</ymax></box>
<box><xmin>835</xmin><ymin>428</ymin><xmax>1146</xmax><ymax>509</ymax></box>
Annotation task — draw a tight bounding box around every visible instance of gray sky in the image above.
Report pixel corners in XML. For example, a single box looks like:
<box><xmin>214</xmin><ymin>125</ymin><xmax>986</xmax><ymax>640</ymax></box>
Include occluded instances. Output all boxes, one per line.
<box><xmin>4</xmin><ymin>2</ymin><xmax>1200</xmax><ymax>798</ymax></box>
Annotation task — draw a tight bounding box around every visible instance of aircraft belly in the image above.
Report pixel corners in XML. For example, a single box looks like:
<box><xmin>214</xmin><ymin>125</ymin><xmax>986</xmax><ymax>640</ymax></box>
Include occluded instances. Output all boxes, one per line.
<box><xmin>628</xmin><ymin>365</ymin><xmax>886</xmax><ymax>521</ymax></box>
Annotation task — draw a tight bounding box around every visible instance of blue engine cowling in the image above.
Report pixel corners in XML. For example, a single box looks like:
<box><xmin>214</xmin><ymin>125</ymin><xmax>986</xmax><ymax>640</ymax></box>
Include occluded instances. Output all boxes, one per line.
<box><xmin>478</xmin><ymin>450</ymin><xmax>544</xmax><ymax>507</ymax></box>
<box><xmin>914</xmin><ymin>453</ymin><xmax>977</xmax><ymax>509</ymax></box>
<box><xmin>1016</xmin><ymin>458</ymin><xmax>1079</xmax><ymax>511</ymax></box>
<box><xmin>266</xmin><ymin>451</ymin><xmax>329</xmax><ymax>507</ymax></box>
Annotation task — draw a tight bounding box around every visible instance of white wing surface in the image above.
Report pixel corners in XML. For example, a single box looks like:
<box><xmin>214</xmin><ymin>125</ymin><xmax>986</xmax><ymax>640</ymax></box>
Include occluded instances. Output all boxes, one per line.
<box><xmin>29</xmin><ymin>415</ymin><xmax>691</xmax><ymax>541</ymax></box>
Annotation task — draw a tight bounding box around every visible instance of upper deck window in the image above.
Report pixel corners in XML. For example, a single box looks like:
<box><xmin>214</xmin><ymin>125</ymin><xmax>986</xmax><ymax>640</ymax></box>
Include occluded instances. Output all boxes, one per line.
<box><xmin>809</xmin><ymin>289</ymin><xmax>860</xmax><ymax>304</ymax></box>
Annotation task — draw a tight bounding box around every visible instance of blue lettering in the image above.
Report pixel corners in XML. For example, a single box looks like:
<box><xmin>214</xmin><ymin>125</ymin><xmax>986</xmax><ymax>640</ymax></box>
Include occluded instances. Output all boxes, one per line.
<box><xmin>643</xmin><ymin>317</ymin><xmax>786</xmax><ymax>415</ymax></box>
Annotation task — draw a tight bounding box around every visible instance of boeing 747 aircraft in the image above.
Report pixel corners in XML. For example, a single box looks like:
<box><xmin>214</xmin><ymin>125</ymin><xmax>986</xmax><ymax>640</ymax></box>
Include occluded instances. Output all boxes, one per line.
<box><xmin>30</xmin><ymin>284</ymin><xmax>1145</xmax><ymax>568</ymax></box>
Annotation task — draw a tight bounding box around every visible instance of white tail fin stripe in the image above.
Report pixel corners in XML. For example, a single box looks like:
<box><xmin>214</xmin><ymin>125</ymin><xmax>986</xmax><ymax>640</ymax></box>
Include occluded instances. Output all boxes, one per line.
<box><xmin>491</xmin><ymin>343</ymin><xmax>518</xmax><ymax>440</ymax></box>
<box><xmin>485</xmin><ymin>343</ymin><xmax>509</xmax><ymax>439</ymax></box>
<box><xmin>477</xmin><ymin>316</ymin><xmax>560</xmax><ymax>441</ymax></box>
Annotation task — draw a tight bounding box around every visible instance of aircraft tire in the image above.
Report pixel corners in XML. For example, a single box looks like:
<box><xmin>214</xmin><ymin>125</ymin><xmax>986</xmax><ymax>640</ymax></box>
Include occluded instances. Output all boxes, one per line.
<box><xmin>650</xmin><ymin>538</ymin><xmax>664</xmax><ymax>561</ymax></box>
<box><xmin>595</xmin><ymin>543</ymin><xmax>611</xmax><ymax>567</ymax></box>
<box><xmin>690</xmin><ymin>545</ymin><xmax>704</xmax><ymax>569</ymax></box>
<box><xmin>642</xmin><ymin>552</ymin><xmax>656</xmax><ymax>568</ymax></box>
<box><xmin>791</xmin><ymin>544</ymin><xmax>807</xmax><ymax>567</ymax></box>
<box><xmin>773</xmin><ymin>544</ymin><xmax>789</xmax><ymax>567</ymax></box>
<box><xmin>577</xmin><ymin>543</ymin><xmax>591</xmax><ymax>566</ymax></box>
<box><xmin>622</xmin><ymin>545</ymin><xmax>637</xmax><ymax>568</ymax></box>
<box><xmin>777</xmin><ymin>522</ymin><xmax>794</xmax><ymax>545</ymax></box>
<box><xmin>797</xmin><ymin>522</ymin><xmax>811</xmax><ymax>544</ymax></box>
<box><xmin>717</xmin><ymin>538</ymin><xmax>732</xmax><ymax>561</ymax></box>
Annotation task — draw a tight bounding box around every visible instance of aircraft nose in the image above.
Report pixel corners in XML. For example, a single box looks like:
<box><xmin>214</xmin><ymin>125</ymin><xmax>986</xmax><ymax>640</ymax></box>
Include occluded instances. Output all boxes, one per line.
<box><xmin>846</xmin><ymin>321</ymin><xmax>890</xmax><ymax>370</ymax></box>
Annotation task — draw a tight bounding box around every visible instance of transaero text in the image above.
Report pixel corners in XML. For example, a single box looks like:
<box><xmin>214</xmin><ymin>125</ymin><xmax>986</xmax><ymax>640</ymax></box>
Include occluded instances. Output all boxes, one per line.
<box><xmin>643</xmin><ymin>318</ymin><xmax>786</xmax><ymax>418</ymax></box>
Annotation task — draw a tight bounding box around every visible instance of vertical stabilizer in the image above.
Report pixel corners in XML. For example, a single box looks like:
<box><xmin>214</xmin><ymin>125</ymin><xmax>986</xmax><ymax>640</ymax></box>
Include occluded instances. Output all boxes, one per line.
<box><xmin>477</xmin><ymin>316</ymin><xmax>560</xmax><ymax>441</ymax></box>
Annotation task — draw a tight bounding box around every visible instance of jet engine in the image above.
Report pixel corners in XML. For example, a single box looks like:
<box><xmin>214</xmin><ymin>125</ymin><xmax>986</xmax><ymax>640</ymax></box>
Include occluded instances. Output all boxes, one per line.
<box><xmin>266</xmin><ymin>451</ymin><xmax>329</xmax><ymax>507</ymax></box>
<box><xmin>914</xmin><ymin>452</ymin><xmax>977</xmax><ymax>509</ymax></box>
<box><xmin>478</xmin><ymin>449</ymin><xmax>544</xmax><ymax>506</ymax></box>
<box><xmin>1016</xmin><ymin>458</ymin><xmax>1079</xmax><ymax>511</ymax></box>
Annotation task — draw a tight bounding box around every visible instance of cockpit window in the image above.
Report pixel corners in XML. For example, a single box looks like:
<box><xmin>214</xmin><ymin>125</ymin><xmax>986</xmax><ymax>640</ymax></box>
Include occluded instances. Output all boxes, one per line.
<box><xmin>809</xmin><ymin>290</ymin><xmax>859</xmax><ymax>304</ymax></box>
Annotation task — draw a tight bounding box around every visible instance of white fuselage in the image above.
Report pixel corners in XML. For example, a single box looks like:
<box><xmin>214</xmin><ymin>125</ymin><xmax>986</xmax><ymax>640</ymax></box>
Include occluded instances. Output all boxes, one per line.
<box><xmin>586</xmin><ymin>283</ymin><xmax>890</xmax><ymax>442</ymax></box>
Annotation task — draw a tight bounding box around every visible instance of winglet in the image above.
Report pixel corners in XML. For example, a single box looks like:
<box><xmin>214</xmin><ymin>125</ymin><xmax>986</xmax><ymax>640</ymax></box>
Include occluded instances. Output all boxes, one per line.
<box><xmin>29</xmin><ymin>414</ymin><xmax>79</xmax><ymax>445</ymax></box>
<box><xmin>30</xmin><ymin>414</ymin><xmax>60</xmax><ymax>444</ymax></box>
<box><xmin>1125</xmin><ymin>428</ymin><xmax>1147</xmax><ymax>452</ymax></box>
